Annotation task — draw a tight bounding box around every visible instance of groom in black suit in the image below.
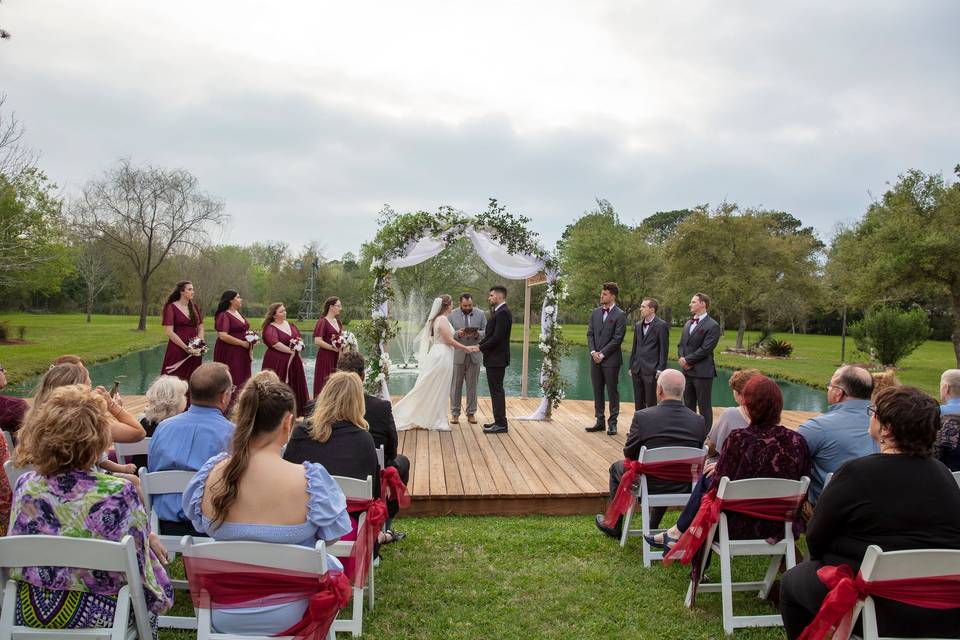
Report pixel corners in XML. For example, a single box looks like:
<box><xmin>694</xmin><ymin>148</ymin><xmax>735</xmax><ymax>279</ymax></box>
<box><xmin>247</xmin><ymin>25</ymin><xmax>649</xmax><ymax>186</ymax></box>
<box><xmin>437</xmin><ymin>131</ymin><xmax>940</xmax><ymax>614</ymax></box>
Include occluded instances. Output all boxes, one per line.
<box><xmin>585</xmin><ymin>282</ymin><xmax>627</xmax><ymax>435</ymax></box>
<box><xmin>479</xmin><ymin>285</ymin><xmax>513</xmax><ymax>434</ymax></box>
<box><xmin>678</xmin><ymin>292</ymin><xmax>722</xmax><ymax>431</ymax></box>
<box><xmin>627</xmin><ymin>297</ymin><xmax>669</xmax><ymax>411</ymax></box>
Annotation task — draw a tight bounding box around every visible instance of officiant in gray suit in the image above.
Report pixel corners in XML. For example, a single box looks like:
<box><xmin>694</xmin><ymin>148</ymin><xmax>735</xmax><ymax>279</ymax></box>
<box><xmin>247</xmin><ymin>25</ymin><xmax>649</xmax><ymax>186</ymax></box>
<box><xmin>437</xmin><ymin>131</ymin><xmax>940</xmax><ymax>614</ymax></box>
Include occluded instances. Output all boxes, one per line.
<box><xmin>449</xmin><ymin>293</ymin><xmax>487</xmax><ymax>424</ymax></box>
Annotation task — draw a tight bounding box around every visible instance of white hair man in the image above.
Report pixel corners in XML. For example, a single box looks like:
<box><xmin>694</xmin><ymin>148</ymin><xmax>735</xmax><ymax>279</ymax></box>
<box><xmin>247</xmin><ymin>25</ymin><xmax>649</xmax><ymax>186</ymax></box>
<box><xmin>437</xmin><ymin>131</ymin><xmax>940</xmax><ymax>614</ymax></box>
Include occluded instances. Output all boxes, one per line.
<box><xmin>940</xmin><ymin>369</ymin><xmax>960</xmax><ymax>416</ymax></box>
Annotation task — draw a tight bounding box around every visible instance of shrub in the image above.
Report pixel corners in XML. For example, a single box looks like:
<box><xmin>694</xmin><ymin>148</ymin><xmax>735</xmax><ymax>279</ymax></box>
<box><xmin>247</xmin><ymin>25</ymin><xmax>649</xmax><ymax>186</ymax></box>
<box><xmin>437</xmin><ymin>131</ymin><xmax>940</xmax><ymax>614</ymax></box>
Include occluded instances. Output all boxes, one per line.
<box><xmin>0</xmin><ymin>321</ymin><xmax>8</xmax><ymax>341</ymax></box>
<box><xmin>764</xmin><ymin>338</ymin><xmax>794</xmax><ymax>358</ymax></box>
<box><xmin>849</xmin><ymin>306</ymin><xmax>931</xmax><ymax>367</ymax></box>
<box><xmin>16</xmin><ymin>325</ymin><xmax>26</xmax><ymax>340</ymax></box>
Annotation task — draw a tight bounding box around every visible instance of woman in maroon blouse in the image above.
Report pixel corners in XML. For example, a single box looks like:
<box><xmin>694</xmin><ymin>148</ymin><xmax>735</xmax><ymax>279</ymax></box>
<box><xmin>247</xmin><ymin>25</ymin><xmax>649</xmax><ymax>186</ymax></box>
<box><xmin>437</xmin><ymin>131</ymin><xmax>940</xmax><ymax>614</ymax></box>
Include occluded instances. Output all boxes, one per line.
<box><xmin>312</xmin><ymin>296</ymin><xmax>343</xmax><ymax>397</ymax></box>
<box><xmin>213</xmin><ymin>289</ymin><xmax>253</xmax><ymax>394</ymax></box>
<box><xmin>261</xmin><ymin>302</ymin><xmax>309</xmax><ymax>416</ymax></box>
<box><xmin>160</xmin><ymin>280</ymin><xmax>204</xmax><ymax>381</ymax></box>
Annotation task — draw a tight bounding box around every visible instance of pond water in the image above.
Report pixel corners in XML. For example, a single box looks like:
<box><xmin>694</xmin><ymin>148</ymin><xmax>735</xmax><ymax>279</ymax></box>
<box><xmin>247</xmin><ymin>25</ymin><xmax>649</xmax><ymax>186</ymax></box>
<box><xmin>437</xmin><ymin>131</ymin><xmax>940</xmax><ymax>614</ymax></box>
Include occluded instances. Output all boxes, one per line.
<box><xmin>5</xmin><ymin>337</ymin><xmax>827</xmax><ymax>412</ymax></box>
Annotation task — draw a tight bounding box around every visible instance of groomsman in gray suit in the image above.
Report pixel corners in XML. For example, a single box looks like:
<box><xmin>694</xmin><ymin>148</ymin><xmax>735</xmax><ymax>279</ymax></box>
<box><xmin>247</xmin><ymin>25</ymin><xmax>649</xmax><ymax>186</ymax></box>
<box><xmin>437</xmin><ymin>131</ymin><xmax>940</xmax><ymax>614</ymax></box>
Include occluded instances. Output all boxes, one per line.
<box><xmin>627</xmin><ymin>297</ymin><xmax>669</xmax><ymax>411</ymax></box>
<box><xmin>585</xmin><ymin>282</ymin><xmax>627</xmax><ymax>436</ymax></box>
<box><xmin>449</xmin><ymin>293</ymin><xmax>486</xmax><ymax>424</ymax></box>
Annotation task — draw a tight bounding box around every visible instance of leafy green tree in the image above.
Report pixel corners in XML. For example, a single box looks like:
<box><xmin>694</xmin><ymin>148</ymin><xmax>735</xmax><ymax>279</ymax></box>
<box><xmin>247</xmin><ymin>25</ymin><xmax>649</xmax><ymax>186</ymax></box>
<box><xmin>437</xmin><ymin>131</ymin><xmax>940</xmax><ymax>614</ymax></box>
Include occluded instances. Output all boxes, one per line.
<box><xmin>559</xmin><ymin>198</ymin><xmax>660</xmax><ymax>316</ymax></box>
<box><xmin>827</xmin><ymin>167</ymin><xmax>960</xmax><ymax>365</ymax></box>
<box><xmin>849</xmin><ymin>306</ymin><xmax>931</xmax><ymax>367</ymax></box>
<box><xmin>639</xmin><ymin>208</ymin><xmax>697</xmax><ymax>244</ymax></box>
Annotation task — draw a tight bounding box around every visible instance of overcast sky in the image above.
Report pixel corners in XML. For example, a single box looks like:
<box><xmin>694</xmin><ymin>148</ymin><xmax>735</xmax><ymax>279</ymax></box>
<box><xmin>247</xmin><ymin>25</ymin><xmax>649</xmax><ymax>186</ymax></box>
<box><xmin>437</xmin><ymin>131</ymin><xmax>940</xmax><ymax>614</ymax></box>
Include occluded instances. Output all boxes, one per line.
<box><xmin>1</xmin><ymin>1</ymin><xmax>957</xmax><ymax>257</ymax></box>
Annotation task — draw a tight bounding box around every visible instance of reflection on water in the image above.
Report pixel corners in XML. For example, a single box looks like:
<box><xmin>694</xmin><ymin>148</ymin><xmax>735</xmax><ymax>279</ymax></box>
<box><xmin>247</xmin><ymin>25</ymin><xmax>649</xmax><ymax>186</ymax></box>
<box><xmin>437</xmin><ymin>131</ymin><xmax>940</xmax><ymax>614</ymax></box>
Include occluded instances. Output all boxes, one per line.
<box><xmin>6</xmin><ymin>337</ymin><xmax>826</xmax><ymax>412</ymax></box>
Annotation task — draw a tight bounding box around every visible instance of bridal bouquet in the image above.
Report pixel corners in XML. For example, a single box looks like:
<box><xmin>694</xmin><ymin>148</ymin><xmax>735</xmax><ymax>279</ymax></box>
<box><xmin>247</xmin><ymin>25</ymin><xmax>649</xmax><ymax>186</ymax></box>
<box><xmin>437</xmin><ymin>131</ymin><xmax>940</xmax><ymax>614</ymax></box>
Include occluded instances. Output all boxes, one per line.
<box><xmin>244</xmin><ymin>330</ymin><xmax>260</xmax><ymax>345</ymax></box>
<box><xmin>187</xmin><ymin>337</ymin><xmax>207</xmax><ymax>356</ymax></box>
<box><xmin>334</xmin><ymin>331</ymin><xmax>358</xmax><ymax>352</ymax></box>
<box><xmin>289</xmin><ymin>337</ymin><xmax>305</xmax><ymax>352</ymax></box>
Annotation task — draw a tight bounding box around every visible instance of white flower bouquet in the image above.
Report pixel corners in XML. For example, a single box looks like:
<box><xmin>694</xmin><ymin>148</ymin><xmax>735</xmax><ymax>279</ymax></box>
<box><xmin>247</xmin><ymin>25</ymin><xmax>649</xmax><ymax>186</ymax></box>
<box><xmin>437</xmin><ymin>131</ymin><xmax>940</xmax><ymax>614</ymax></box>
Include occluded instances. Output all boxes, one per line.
<box><xmin>188</xmin><ymin>337</ymin><xmax>207</xmax><ymax>356</ymax></box>
<box><xmin>289</xmin><ymin>337</ymin><xmax>305</xmax><ymax>352</ymax></box>
<box><xmin>334</xmin><ymin>331</ymin><xmax>358</xmax><ymax>352</ymax></box>
<box><xmin>244</xmin><ymin>330</ymin><xmax>260</xmax><ymax>345</ymax></box>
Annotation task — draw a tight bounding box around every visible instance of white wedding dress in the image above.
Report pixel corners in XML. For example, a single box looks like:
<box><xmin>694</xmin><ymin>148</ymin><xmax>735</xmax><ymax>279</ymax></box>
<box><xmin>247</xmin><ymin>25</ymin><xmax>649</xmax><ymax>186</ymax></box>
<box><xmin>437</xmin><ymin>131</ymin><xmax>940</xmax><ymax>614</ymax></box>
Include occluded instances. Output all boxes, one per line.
<box><xmin>393</xmin><ymin>315</ymin><xmax>456</xmax><ymax>431</ymax></box>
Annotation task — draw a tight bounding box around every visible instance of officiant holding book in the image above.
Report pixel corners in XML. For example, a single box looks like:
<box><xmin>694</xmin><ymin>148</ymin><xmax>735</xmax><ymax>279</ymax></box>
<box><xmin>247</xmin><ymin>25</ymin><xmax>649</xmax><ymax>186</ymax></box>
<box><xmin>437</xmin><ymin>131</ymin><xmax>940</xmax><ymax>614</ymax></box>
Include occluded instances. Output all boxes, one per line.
<box><xmin>449</xmin><ymin>293</ymin><xmax>486</xmax><ymax>424</ymax></box>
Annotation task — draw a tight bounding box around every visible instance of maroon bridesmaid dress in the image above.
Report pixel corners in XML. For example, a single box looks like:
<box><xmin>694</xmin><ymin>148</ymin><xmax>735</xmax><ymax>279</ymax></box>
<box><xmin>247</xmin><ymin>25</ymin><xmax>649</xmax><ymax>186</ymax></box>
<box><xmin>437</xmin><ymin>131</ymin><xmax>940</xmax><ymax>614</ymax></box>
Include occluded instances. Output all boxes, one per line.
<box><xmin>312</xmin><ymin>317</ymin><xmax>342</xmax><ymax>397</ymax></box>
<box><xmin>160</xmin><ymin>303</ymin><xmax>203</xmax><ymax>381</ymax></box>
<box><xmin>213</xmin><ymin>311</ymin><xmax>252</xmax><ymax>391</ymax></box>
<box><xmin>262</xmin><ymin>322</ymin><xmax>309</xmax><ymax>416</ymax></box>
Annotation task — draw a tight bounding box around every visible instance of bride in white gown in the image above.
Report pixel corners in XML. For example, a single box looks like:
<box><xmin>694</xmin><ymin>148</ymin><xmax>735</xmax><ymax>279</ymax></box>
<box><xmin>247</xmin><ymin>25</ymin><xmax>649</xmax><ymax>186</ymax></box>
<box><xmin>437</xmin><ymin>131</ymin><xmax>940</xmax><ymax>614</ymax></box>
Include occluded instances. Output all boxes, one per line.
<box><xmin>394</xmin><ymin>295</ymin><xmax>479</xmax><ymax>431</ymax></box>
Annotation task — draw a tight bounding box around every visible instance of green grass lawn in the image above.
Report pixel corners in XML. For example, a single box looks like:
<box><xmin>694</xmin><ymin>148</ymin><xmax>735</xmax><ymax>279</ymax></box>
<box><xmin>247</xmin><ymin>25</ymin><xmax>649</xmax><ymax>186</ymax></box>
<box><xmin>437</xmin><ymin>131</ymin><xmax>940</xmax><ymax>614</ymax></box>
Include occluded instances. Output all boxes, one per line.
<box><xmin>159</xmin><ymin>513</ymin><xmax>786</xmax><ymax>640</ymax></box>
<box><xmin>0</xmin><ymin>313</ymin><xmax>167</xmax><ymax>385</ymax></box>
<box><xmin>512</xmin><ymin>324</ymin><xmax>955</xmax><ymax>395</ymax></box>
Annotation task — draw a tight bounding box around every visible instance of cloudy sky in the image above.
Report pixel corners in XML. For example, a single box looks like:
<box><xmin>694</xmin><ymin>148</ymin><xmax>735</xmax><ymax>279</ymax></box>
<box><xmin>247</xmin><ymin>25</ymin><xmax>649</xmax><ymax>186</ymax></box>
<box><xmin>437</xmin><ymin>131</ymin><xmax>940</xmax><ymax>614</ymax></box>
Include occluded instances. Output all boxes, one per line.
<box><xmin>2</xmin><ymin>1</ymin><xmax>957</xmax><ymax>256</ymax></box>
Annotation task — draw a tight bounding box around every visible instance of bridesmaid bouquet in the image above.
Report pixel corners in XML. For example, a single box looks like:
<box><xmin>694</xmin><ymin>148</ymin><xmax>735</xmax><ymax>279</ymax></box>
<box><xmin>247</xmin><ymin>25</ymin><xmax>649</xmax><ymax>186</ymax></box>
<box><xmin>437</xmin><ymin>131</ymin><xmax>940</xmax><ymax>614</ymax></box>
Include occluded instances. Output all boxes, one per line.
<box><xmin>188</xmin><ymin>337</ymin><xmax>207</xmax><ymax>356</ymax></box>
<box><xmin>244</xmin><ymin>330</ymin><xmax>260</xmax><ymax>345</ymax></box>
<box><xmin>289</xmin><ymin>337</ymin><xmax>305</xmax><ymax>352</ymax></box>
<box><xmin>334</xmin><ymin>331</ymin><xmax>359</xmax><ymax>352</ymax></box>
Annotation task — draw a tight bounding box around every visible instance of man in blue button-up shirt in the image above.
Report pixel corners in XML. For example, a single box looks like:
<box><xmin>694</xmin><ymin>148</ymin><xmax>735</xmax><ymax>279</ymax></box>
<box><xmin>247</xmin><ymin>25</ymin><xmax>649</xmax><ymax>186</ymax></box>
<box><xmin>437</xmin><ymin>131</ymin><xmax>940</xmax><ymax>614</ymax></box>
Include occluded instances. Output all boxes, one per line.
<box><xmin>797</xmin><ymin>365</ymin><xmax>878</xmax><ymax>505</ymax></box>
<box><xmin>148</xmin><ymin>363</ymin><xmax>235</xmax><ymax>534</ymax></box>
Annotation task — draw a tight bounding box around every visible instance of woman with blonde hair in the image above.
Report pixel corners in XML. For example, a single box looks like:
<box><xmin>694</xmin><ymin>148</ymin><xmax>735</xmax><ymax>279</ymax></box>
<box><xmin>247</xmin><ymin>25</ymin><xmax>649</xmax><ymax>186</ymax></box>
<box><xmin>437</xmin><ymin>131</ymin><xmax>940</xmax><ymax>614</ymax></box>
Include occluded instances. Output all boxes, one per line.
<box><xmin>9</xmin><ymin>384</ymin><xmax>172</xmax><ymax>634</ymax></box>
<box><xmin>181</xmin><ymin>370</ymin><xmax>350</xmax><ymax>635</ymax></box>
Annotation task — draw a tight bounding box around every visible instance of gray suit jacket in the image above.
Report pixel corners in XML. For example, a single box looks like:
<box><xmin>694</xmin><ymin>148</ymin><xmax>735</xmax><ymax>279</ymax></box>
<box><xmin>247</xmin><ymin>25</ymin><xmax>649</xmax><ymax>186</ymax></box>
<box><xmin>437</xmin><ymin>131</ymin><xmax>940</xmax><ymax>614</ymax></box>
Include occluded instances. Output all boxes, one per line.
<box><xmin>449</xmin><ymin>307</ymin><xmax>486</xmax><ymax>365</ymax></box>
<box><xmin>677</xmin><ymin>314</ymin><xmax>721</xmax><ymax>378</ymax></box>
<box><xmin>628</xmin><ymin>316</ymin><xmax>669</xmax><ymax>376</ymax></box>
<box><xmin>586</xmin><ymin>305</ymin><xmax>627</xmax><ymax>369</ymax></box>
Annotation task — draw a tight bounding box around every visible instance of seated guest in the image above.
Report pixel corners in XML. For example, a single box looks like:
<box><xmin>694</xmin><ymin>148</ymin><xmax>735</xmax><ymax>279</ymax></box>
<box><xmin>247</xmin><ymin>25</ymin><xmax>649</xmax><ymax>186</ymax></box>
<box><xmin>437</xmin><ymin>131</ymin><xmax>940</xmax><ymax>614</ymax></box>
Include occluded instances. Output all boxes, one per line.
<box><xmin>0</xmin><ymin>362</ymin><xmax>28</xmax><ymax>437</ymax></box>
<box><xmin>131</xmin><ymin>375</ymin><xmax>188</xmax><ymax>468</ymax></box>
<box><xmin>647</xmin><ymin>375</ymin><xmax>811</xmax><ymax>549</ymax></box>
<box><xmin>9</xmin><ymin>384</ymin><xmax>172</xmax><ymax>633</ymax></box>
<box><xmin>795</xmin><ymin>365</ymin><xmax>877</xmax><ymax>506</ymax></box>
<box><xmin>940</xmin><ymin>368</ymin><xmax>960</xmax><ymax>415</ymax></box>
<box><xmin>181</xmin><ymin>371</ymin><xmax>350</xmax><ymax>636</ymax></box>
<box><xmin>0</xmin><ymin>419</ymin><xmax>9</xmax><ymax>535</ymax></box>
<box><xmin>148</xmin><ymin>363</ymin><xmax>235</xmax><ymax>535</ymax></box>
<box><xmin>50</xmin><ymin>354</ymin><xmax>85</xmax><ymax>366</ymax></box>
<box><xmin>780</xmin><ymin>386</ymin><xmax>960</xmax><ymax>639</ymax></box>
<box><xmin>706</xmin><ymin>368</ymin><xmax>761</xmax><ymax>461</ymax></box>
<box><xmin>872</xmin><ymin>369</ymin><xmax>901</xmax><ymax>398</ymax></box>
<box><xmin>284</xmin><ymin>371</ymin><xmax>380</xmax><ymax>497</ymax></box>
<box><xmin>336</xmin><ymin>351</ymin><xmax>410</xmax><ymax>525</ymax></box>
<box><xmin>595</xmin><ymin>369</ymin><xmax>707</xmax><ymax>538</ymax></box>
<box><xmin>935</xmin><ymin>413</ymin><xmax>960</xmax><ymax>471</ymax></box>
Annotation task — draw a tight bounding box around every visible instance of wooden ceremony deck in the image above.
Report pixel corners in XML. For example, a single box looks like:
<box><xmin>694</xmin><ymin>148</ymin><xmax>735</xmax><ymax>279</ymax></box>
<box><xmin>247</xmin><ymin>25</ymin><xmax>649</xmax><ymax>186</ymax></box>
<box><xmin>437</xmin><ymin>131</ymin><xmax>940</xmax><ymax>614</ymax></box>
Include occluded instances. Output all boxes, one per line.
<box><xmin>115</xmin><ymin>395</ymin><xmax>817</xmax><ymax>517</ymax></box>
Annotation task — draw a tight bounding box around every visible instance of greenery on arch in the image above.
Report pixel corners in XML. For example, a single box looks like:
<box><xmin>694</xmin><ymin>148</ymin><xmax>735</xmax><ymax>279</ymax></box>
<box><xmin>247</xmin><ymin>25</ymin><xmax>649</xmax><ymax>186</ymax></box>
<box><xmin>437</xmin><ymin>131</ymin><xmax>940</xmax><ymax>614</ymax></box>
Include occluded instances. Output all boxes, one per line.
<box><xmin>357</xmin><ymin>199</ymin><xmax>569</xmax><ymax>411</ymax></box>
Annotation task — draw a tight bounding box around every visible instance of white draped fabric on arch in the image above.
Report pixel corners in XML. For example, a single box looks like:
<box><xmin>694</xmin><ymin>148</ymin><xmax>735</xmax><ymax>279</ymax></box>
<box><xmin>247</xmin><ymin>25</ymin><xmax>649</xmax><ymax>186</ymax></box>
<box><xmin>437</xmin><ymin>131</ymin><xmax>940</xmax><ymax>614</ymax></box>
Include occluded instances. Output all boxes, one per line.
<box><xmin>376</xmin><ymin>226</ymin><xmax>559</xmax><ymax>421</ymax></box>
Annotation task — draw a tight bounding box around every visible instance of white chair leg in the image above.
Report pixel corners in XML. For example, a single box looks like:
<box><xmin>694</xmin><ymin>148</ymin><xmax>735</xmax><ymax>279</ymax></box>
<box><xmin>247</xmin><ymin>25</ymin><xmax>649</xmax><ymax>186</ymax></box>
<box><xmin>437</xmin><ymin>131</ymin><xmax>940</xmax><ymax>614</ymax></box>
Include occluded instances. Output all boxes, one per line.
<box><xmin>619</xmin><ymin>500</ymin><xmax>635</xmax><ymax>548</ymax></box>
<box><xmin>351</xmin><ymin>585</ymin><xmax>363</xmax><ymax>637</ymax></box>
<box><xmin>367</xmin><ymin>560</ymin><xmax>375</xmax><ymax>611</ymax></box>
<box><xmin>640</xmin><ymin>500</ymin><xmax>652</xmax><ymax>567</ymax></box>
<box><xmin>719</xmin><ymin>542</ymin><xmax>734</xmax><ymax>634</ymax></box>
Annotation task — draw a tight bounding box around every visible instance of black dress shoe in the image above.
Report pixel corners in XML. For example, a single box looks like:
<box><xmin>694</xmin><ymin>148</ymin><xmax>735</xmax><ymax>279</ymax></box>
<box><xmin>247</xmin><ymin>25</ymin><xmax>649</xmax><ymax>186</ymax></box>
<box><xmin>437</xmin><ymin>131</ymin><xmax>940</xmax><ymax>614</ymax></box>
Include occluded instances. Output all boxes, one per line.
<box><xmin>482</xmin><ymin>422</ymin><xmax>496</xmax><ymax>429</ymax></box>
<box><xmin>483</xmin><ymin>423</ymin><xmax>508</xmax><ymax>434</ymax></box>
<box><xmin>585</xmin><ymin>422</ymin><xmax>605</xmax><ymax>433</ymax></box>
<box><xmin>607</xmin><ymin>425</ymin><xmax>618</xmax><ymax>436</ymax></box>
<box><xmin>594</xmin><ymin>514</ymin><xmax>622</xmax><ymax>539</ymax></box>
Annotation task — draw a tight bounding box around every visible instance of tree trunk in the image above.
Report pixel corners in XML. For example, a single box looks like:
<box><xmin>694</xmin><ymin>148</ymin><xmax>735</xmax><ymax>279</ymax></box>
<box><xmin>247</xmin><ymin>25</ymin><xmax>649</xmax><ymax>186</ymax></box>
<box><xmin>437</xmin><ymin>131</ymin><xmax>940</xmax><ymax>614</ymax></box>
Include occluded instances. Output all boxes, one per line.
<box><xmin>86</xmin><ymin>289</ymin><xmax>93</xmax><ymax>323</ymax></box>
<box><xmin>735</xmin><ymin>312</ymin><xmax>747</xmax><ymax>350</ymax></box>
<box><xmin>951</xmin><ymin>291</ymin><xmax>960</xmax><ymax>368</ymax></box>
<box><xmin>138</xmin><ymin>276</ymin><xmax>149</xmax><ymax>331</ymax></box>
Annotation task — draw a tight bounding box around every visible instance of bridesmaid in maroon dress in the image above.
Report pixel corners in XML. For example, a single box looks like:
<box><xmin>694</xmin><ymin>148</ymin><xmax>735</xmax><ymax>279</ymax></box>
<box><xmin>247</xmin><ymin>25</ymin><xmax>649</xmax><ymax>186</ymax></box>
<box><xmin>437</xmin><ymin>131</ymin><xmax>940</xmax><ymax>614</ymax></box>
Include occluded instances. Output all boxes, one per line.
<box><xmin>213</xmin><ymin>289</ymin><xmax>253</xmax><ymax>394</ymax></box>
<box><xmin>261</xmin><ymin>302</ymin><xmax>309</xmax><ymax>416</ymax></box>
<box><xmin>312</xmin><ymin>296</ymin><xmax>343</xmax><ymax>397</ymax></box>
<box><xmin>160</xmin><ymin>280</ymin><xmax>204</xmax><ymax>381</ymax></box>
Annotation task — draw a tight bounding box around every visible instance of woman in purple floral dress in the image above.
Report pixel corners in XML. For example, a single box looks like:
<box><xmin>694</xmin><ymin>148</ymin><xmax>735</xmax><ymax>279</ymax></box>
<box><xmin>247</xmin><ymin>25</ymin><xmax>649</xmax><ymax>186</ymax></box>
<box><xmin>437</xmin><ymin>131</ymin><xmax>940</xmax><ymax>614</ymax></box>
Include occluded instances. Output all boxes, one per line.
<box><xmin>9</xmin><ymin>384</ymin><xmax>172</xmax><ymax>636</ymax></box>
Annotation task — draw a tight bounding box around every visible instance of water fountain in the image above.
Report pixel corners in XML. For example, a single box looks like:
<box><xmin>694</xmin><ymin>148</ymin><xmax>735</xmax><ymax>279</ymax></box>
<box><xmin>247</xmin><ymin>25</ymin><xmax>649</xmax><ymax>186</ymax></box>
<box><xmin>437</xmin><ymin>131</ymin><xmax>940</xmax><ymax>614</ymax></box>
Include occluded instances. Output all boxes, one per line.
<box><xmin>390</xmin><ymin>286</ymin><xmax>428</xmax><ymax>373</ymax></box>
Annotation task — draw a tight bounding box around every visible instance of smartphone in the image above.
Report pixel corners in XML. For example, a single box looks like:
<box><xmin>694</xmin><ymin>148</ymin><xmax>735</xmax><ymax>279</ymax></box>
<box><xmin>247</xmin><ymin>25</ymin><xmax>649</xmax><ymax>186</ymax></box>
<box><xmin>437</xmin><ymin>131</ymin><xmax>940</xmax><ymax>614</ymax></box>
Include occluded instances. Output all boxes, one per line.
<box><xmin>110</xmin><ymin>380</ymin><xmax>120</xmax><ymax>399</ymax></box>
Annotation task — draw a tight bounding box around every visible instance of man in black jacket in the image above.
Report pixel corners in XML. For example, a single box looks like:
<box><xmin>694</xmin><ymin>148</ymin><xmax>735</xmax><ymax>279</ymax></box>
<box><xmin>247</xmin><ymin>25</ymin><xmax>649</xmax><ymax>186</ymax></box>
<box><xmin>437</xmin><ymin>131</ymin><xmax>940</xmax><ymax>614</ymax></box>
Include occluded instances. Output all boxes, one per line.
<box><xmin>585</xmin><ymin>282</ymin><xmax>627</xmax><ymax>435</ymax></box>
<box><xmin>627</xmin><ymin>297</ymin><xmax>669</xmax><ymax>411</ymax></box>
<box><xmin>478</xmin><ymin>285</ymin><xmax>513</xmax><ymax>434</ymax></box>
<box><xmin>336</xmin><ymin>351</ymin><xmax>410</xmax><ymax>518</ymax></box>
<box><xmin>595</xmin><ymin>369</ymin><xmax>706</xmax><ymax>538</ymax></box>
<box><xmin>678</xmin><ymin>292</ymin><xmax>722</xmax><ymax>432</ymax></box>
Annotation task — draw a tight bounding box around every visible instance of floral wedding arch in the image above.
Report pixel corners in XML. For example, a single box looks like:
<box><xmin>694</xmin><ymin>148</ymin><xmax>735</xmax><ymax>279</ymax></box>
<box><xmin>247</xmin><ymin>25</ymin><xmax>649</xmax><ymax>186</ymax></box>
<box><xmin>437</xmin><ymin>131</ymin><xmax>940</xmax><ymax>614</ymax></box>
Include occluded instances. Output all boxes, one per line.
<box><xmin>358</xmin><ymin>199</ymin><xmax>569</xmax><ymax>419</ymax></box>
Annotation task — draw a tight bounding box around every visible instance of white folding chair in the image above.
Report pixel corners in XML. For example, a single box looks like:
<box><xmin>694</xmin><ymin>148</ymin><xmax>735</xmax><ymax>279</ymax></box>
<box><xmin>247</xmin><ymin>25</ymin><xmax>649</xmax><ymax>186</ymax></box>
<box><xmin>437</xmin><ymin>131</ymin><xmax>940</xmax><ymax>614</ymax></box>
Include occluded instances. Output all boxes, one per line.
<box><xmin>180</xmin><ymin>537</ymin><xmax>336</xmax><ymax>640</ymax></box>
<box><xmin>850</xmin><ymin>545</ymin><xmax>960</xmax><ymax>640</ymax></box>
<box><xmin>953</xmin><ymin>470</ymin><xmax>960</xmax><ymax>489</ymax></box>
<box><xmin>328</xmin><ymin>475</ymin><xmax>374</xmax><ymax>637</ymax></box>
<box><xmin>618</xmin><ymin>445</ymin><xmax>708</xmax><ymax>568</ymax></box>
<box><xmin>3</xmin><ymin>459</ymin><xmax>32</xmax><ymax>493</ymax></box>
<box><xmin>114</xmin><ymin>438</ymin><xmax>151</xmax><ymax>467</ymax></box>
<box><xmin>684</xmin><ymin>475</ymin><xmax>810</xmax><ymax>635</ymax></box>
<box><xmin>0</xmin><ymin>534</ymin><xmax>154</xmax><ymax>640</ymax></box>
<box><xmin>375</xmin><ymin>445</ymin><xmax>385</xmax><ymax>470</ymax></box>
<box><xmin>137</xmin><ymin>467</ymin><xmax>199</xmax><ymax>630</ymax></box>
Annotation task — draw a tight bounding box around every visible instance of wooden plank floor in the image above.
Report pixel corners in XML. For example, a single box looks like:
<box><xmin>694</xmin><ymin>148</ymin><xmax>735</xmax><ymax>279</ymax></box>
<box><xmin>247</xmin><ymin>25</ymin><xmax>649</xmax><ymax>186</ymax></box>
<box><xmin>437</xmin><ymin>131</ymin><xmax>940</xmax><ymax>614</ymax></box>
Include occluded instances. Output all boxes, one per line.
<box><xmin>106</xmin><ymin>395</ymin><xmax>818</xmax><ymax>517</ymax></box>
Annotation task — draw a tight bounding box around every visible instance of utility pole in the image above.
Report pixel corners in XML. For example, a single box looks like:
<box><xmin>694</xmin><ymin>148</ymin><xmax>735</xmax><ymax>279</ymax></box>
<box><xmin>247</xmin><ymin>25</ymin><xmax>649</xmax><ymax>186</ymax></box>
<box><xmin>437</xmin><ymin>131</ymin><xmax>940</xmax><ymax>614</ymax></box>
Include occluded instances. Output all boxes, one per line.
<box><xmin>298</xmin><ymin>258</ymin><xmax>321</xmax><ymax>322</ymax></box>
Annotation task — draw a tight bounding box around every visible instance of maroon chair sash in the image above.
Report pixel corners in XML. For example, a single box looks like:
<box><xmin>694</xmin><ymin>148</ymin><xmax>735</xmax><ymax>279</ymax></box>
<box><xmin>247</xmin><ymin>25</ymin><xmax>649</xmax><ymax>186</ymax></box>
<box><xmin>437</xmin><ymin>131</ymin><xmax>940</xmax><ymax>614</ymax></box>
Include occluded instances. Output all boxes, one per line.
<box><xmin>381</xmin><ymin>467</ymin><xmax>411</xmax><ymax>509</ymax></box>
<box><xmin>345</xmin><ymin>497</ymin><xmax>389</xmax><ymax>587</ymax></box>
<box><xmin>602</xmin><ymin>457</ymin><xmax>705</xmax><ymax>527</ymax></box>
<box><xmin>183</xmin><ymin>555</ymin><xmax>351</xmax><ymax>640</ymax></box>
<box><xmin>663</xmin><ymin>487</ymin><xmax>804</xmax><ymax>566</ymax></box>
<box><xmin>798</xmin><ymin>564</ymin><xmax>960</xmax><ymax>640</ymax></box>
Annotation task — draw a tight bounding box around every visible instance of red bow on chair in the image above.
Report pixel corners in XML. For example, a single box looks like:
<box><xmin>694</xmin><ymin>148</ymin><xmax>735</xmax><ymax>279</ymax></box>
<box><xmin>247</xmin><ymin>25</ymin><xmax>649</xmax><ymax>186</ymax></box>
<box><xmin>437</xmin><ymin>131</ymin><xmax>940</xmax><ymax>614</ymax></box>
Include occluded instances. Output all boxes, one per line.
<box><xmin>602</xmin><ymin>457</ymin><xmax>705</xmax><ymax>528</ymax></box>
